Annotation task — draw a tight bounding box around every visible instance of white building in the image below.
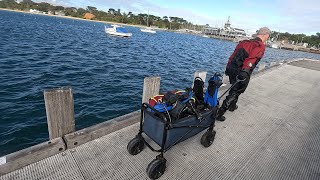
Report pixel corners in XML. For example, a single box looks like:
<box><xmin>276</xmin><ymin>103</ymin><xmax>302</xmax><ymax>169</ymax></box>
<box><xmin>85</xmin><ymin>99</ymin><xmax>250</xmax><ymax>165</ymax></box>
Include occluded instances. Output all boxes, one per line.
<box><xmin>202</xmin><ymin>17</ymin><xmax>246</xmax><ymax>37</ymax></box>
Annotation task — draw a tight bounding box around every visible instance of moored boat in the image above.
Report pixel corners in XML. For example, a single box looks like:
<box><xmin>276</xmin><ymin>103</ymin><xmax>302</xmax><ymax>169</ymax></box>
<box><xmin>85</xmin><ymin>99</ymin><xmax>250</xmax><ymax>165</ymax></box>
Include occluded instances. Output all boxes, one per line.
<box><xmin>139</xmin><ymin>10</ymin><xmax>156</xmax><ymax>34</ymax></box>
<box><xmin>105</xmin><ymin>25</ymin><xmax>132</xmax><ymax>37</ymax></box>
<box><xmin>268</xmin><ymin>43</ymin><xmax>280</xmax><ymax>49</ymax></box>
<box><xmin>140</xmin><ymin>27</ymin><xmax>156</xmax><ymax>34</ymax></box>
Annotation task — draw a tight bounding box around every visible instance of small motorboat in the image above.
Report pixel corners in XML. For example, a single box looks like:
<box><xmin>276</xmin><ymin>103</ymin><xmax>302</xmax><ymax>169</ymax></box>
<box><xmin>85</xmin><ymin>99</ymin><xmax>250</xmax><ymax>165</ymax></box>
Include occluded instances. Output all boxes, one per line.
<box><xmin>140</xmin><ymin>10</ymin><xmax>156</xmax><ymax>34</ymax></box>
<box><xmin>140</xmin><ymin>27</ymin><xmax>156</xmax><ymax>34</ymax></box>
<box><xmin>105</xmin><ymin>25</ymin><xmax>132</xmax><ymax>37</ymax></box>
<box><xmin>270</xmin><ymin>43</ymin><xmax>280</xmax><ymax>49</ymax></box>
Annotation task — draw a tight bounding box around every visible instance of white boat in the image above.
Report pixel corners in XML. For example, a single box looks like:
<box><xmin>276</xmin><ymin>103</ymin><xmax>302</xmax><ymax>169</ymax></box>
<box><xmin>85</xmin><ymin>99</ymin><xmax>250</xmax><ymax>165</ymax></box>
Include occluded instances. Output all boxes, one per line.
<box><xmin>105</xmin><ymin>25</ymin><xmax>132</xmax><ymax>37</ymax></box>
<box><xmin>140</xmin><ymin>10</ymin><xmax>156</xmax><ymax>34</ymax></box>
<box><xmin>140</xmin><ymin>27</ymin><xmax>156</xmax><ymax>34</ymax></box>
<box><xmin>269</xmin><ymin>43</ymin><xmax>280</xmax><ymax>49</ymax></box>
<box><xmin>202</xmin><ymin>35</ymin><xmax>209</xmax><ymax>38</ymax></box>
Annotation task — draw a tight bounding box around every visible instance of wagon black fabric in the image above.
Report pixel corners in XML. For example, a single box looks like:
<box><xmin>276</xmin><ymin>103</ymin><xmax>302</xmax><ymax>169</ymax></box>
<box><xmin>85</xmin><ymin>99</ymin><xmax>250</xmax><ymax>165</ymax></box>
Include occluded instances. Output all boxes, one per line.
<box><xmin>143</xmin><ymin>108</ymin><xmax>216</xmax><ymax>149</ymax></box>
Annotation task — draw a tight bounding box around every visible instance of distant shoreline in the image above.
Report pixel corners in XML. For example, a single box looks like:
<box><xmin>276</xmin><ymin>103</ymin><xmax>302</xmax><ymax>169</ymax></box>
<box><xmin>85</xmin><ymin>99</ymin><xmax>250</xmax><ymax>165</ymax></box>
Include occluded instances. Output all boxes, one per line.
<box><xmin>3</xmin><ymin>8</ymin><xmax>319</xmax><ymax>55</ymax></box>
<box><xmin>0</xmin><ymin>8</ymin><xmax>150</xmax><ymax>29</ymax></box>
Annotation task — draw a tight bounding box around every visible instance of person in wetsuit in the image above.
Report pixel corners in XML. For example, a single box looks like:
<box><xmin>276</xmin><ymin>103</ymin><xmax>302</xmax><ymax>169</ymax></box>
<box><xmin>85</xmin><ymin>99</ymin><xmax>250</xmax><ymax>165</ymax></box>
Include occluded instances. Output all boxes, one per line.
<box><xmin>216</xmin><ymin>27</ymin><xmax>272</xmax><ymax>121</ymax></box>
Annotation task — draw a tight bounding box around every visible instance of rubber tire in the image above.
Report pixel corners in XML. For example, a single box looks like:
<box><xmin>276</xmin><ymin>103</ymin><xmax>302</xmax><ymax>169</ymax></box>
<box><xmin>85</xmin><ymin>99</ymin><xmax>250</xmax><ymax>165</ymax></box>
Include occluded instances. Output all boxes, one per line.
<box><xmin>146</xmin><ymin>158</ymin><xmax>166</xmax><ymax>179</ymax></box>
<box><xmin>201</xmin><ymin>130</ymin><xmax>216</xmax><ymax>147</ymax></box>
<box><xmin>127</xmin><ymin>137</ymin><xmax>145</xmax><ymax>155</ymax></box>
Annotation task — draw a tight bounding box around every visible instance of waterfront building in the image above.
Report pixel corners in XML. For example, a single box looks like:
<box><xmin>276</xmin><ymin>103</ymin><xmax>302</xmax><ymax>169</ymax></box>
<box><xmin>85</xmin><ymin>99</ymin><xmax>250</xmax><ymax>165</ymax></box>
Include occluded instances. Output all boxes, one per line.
<box><xmin>203</xmin><ymin>16</ymin><xmax>246</xmax><ymax>38</ymax></box>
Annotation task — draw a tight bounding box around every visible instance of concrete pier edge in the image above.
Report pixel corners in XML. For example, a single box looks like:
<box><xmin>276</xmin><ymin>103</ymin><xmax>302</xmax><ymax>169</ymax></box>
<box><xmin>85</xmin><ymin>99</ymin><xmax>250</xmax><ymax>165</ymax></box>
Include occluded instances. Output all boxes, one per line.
<box><xmin>0</xmin><ymin>138</ymin><xmax>66</xmax><ymax>175</ymax></box>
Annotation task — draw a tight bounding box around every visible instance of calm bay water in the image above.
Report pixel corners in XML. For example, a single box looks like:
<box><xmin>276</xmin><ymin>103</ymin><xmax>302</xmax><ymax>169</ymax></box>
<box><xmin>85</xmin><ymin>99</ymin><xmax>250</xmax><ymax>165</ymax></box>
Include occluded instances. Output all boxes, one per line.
<box><xmin>0</xmin><ymin>10</ymin><xmax>319</xmax><ymax>156</ymax></box>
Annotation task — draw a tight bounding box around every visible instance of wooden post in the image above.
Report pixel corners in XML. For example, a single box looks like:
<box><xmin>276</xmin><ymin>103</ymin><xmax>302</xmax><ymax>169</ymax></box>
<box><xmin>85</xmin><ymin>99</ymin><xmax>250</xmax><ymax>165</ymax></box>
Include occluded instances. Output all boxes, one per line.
<box><xmin>279</xmin><ymin>60</ymin><xmax>284</xmax><ymax>64</ymax></box>
<box><xmin>44</xmin><ymin>87</ymin><xmax>75</xmax><ymax>140</ymax></box>
<box><xmin>222</xmin><ymin>74</ymin><xmax>229</xmax><ymax>86</ymax></box>
<box><xmin>192</xmin><ymin>71</ymin><xmax>207</xmax><ymax>88</ymax></box>
<box><xmin>142</xmin><ymin>77</ymin><xmax>160</xmax><ymax>104</ymax></box>
<box><xmin>258</xmin><ymin>62</ymin><xmax>266</xmax><ymax>71</ymax></box>
<box><xmin>270</xmin><ymin>61</ymin><xmax>277</xmax><ymax>67</ymax></box>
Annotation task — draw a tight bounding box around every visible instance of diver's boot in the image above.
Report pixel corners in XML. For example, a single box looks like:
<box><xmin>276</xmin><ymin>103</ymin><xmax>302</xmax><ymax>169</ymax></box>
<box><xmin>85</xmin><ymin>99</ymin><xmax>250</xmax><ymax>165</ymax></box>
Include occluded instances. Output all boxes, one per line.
<box><xmin>216</xmin><ymin>115</ymin><xmax>226</xmax><ymax>121</ymax></box>
<box><xmin>215</xmin><ymin>108</ymin><xmax>226</xmax><ymax>121</ymax></box>
<box><xmin>228</xmin><ymin>105</ymin><xmax>238</xmax><ymax>112</ymax></box>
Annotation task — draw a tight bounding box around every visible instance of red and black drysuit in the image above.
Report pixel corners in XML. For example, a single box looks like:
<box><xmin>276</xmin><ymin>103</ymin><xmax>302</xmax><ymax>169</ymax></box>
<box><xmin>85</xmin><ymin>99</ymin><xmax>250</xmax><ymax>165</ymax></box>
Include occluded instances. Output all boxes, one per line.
<box><xmin>218</xmin><ymin>37</ymin><xmax>266</xmax><ymax>116</ymax></box>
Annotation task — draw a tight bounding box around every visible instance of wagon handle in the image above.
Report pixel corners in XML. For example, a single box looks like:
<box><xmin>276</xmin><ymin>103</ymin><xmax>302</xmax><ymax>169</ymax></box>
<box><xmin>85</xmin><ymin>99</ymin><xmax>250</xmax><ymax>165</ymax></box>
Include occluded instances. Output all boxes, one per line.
<box><xmin>218</xmin><ymin>75</ymin><xmax>246</xmax><ymax>101</ymax></box>
<box><xmin>142</xmin><ymin>103</ymin><xmax>168</xmax><ymax>122</ymax></box>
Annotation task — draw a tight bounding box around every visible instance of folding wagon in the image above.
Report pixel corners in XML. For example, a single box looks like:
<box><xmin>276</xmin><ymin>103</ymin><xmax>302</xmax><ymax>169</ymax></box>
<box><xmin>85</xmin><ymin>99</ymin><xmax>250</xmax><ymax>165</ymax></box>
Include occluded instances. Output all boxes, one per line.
<box><xmin>127</xmin><ymin>73</ymin><xmax>222</xmax><ymax>179</ymax></box>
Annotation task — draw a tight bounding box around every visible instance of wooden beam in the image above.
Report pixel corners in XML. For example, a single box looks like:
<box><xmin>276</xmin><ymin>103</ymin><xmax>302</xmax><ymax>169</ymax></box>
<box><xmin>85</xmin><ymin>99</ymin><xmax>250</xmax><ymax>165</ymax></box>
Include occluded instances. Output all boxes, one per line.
<box><xmin>142</xmin><ymin>77</ymin><xmax>160</xmax><ymax>104</ymax></box>
<box><xmin>0</xmin><ymin>138</ymin><xmax>65</xmax><ymax>176</ymax></box>
<box><xmin>222</xmin><ymin>74</ymin><xmax>229</xmax><ymax>86</ymax></box>
<box><xmin>44</xmin><ymin>87</ymin><xmax>75</xmax><ymax>139</ymax></box>
<box><xmin>270</xmin><ymin>61</ymin><xmax>277</xmax><ymax>67</ymax></box>
<box><xmin>63</xmin><ymin>111</ymin><xmax>140</xmax><ymax>149</ymax></box>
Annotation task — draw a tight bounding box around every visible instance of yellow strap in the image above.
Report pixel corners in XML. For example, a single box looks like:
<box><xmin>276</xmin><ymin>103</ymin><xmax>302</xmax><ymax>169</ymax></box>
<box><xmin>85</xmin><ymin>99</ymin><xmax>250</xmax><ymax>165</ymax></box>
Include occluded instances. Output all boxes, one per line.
<box><xmin>175</xmin><ymin>90</ymin><xmax>185</xmax><ymax>94</ymax></box>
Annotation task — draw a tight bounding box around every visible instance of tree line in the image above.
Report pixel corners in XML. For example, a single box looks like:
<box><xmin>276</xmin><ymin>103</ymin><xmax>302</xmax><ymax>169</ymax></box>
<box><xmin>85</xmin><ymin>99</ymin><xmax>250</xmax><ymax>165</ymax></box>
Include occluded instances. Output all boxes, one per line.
<box><xmin>270</xmin><ymin>31</ymin><xmax>320</xmax><ymax>48</ymax></box>
<box><xmin>0</xmin><ymin>0</ymin><xmax>200</xmax><ymax>30</ymax></box>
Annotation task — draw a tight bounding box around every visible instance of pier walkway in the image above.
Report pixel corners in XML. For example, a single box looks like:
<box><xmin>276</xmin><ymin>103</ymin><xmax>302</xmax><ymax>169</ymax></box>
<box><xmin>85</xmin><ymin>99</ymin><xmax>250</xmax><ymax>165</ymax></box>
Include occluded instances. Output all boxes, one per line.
<box><xmin>1</xmin><ymin>60</ymin><xmax>320</xmax><ymax>179</ymax></box>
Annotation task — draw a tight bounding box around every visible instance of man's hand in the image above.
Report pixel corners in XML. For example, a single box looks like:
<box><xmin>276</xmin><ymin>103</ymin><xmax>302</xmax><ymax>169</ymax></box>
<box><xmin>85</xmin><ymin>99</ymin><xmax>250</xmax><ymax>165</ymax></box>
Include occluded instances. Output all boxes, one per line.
<box><xmin>225</xmin><ymin>68</ymin><xmax>230</xmax><ymax>76</ymax></box>
<box><xmin>238</xmin><ymin>70</ymin><xmax>249</xmax><ymax>81</ymax></box>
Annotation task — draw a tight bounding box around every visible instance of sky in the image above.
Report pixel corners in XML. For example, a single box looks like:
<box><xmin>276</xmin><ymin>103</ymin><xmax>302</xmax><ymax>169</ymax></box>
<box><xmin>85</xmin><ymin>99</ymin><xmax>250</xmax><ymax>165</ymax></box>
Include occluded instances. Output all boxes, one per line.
<box><xmin>34</xmin><ymin>0</ymin><xmax>320</xmax><ymax>35</ymax></box>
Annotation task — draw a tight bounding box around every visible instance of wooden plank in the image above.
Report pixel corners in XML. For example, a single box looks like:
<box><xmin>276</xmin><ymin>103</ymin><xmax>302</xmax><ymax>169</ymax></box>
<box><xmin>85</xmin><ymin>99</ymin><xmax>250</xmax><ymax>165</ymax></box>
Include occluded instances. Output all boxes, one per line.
<box><xmin>192</xmin><ymin>71</ymin><xmax>207</xmax><ymax>88</ymax></box>
<box><xmin>279</xmin><ymin>60</ymin><xmax>285</xmax><ymax>64</ymax></box>
<box><xmin>222</xmin><ymin>74</ymin><xmax>229</xmax><ymax>86</ymax></box>
<box><xmin>63</xmin><ymin>111</ymin><xmax>140</xmax><ymax>149</ymax></box>
<box><xmin>44</xmin><ymin>87</ymin><xmax>75</xmax><ymax>139</ymax></box>
<box><xmin>270</xmin><ymin>61</ymin><xmax>277</xmax><ymax>67</ymax></box>
<box><xmin>0</xmin><ymin>138</ymin><xmax>66</xmax><ymax>176</ymax></box>
<box><xmin>142</xmin><ymin>77</ymin><xmax>160</xmax><ymax>104</ymax></box>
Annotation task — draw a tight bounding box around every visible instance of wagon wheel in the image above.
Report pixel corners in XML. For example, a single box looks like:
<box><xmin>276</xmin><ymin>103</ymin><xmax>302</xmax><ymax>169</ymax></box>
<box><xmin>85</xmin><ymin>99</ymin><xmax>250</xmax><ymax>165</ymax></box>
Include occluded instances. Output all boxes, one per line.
<box><xmin>201</xmin><ymin>130</ymin><xmax>216</xmax><ymax>147</ymax></box>
<box><xmin>127</xmin><ymin>136</ymin><xmax>145</xmax><ymax>155</ymax></box>
<box><xmin>146</xmin><ymin>158</ymin><xmax>167</xmax><ymax>179</ymax></box>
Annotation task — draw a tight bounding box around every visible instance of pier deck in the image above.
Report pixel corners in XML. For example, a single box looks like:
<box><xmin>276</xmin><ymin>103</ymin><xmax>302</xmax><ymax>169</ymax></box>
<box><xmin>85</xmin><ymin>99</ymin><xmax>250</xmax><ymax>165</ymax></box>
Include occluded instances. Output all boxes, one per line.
<box><xmin>1</xmin><ymin>60</ymin><xmax>320</xmax><ymax>180</ymax></box>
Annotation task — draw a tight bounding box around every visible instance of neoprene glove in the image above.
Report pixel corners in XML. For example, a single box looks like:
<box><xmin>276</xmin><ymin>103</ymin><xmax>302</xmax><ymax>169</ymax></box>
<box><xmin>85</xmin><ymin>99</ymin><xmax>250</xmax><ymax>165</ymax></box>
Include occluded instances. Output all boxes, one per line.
<box><xmin>225</xmin><ymin>68</ymin><xmax>230</xmax><ymax>76</ymax></box>
<box><xmin>238</xmin><ymin>70</ymin><xmax>249</xmax><ymax>80</ymax></box>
